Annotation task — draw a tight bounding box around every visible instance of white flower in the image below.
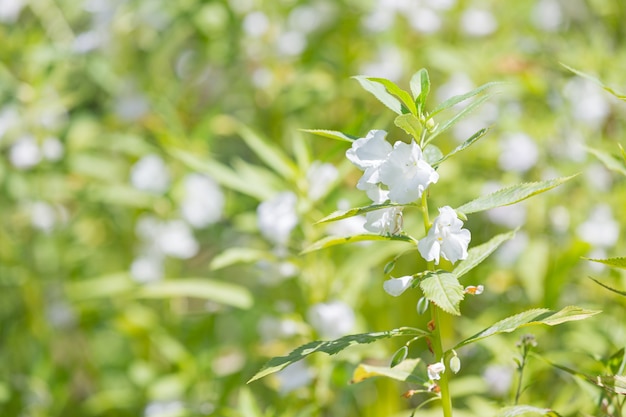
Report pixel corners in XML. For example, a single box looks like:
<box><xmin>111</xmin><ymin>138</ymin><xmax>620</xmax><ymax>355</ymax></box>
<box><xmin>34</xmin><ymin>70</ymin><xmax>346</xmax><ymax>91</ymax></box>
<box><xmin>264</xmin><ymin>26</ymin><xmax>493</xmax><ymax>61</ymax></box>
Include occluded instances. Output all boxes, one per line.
<box><xmin>275</xmin><ymin>361</ymin><xmax>314</xmax><ymax>395</ymax></box>
<box><xmin>30</xmin><ymin>201</ymin><xmax>57</xmax><ymax>232</ymax></box>
<box><xmin>418</xmin><ymin>206</ymin><xmax>470</xmax><ymax>264</ymax></box>
<box><xmin>130</xmin><ymin>255</ymin><xmax>164</xmax><ymax>283</ymax></box>
<box><xmin>41</xmin><ymin>137</ymin><xmax>64</xmax><ymax>161</ymax></box>
<box><xmin>364</xmin><ymin>206</ymin><xmax>403</xmax><ymax>235</ymax></box>
<box><xmin>257</xmin><ymin>192</ymin><xmax>298</xmax><ymax>247</ymax></box>
<box><xmin>9</xmin><ymin>136</ymin><xmax>41</xmax><ymax>169</ymax></box>
<box><xmin>130</xmin><ymin>154</ymin><xmax>170</xmax><ymax>194</ymax></box>
<box><xmin>460</xmin><ymin>9</ymin><xmax>498</xmax><ymax>37</ymax></box>
<box><xmin>346</xmin><ymin>130</ymin><xmax>392</xmax><ymax>191</ymax></box>
<box><xmin>383</xmin><ymin>276</ymin><xmax>413</xmax><ymax>297</ymax></box>
<box><xmin>577</xmin><ymin>204</ymin><xmax>619</xmax><ymax>248</ymax></box>
<box><xmin>180</xmin><ymin>173</ymin><xmax>224</xmax><ymax>228</ymax></box>
<box><xmin>307</xmin><ymin>161</ymin><xmax>338</xmax><ymax>201</ymax></box>
<box><xmin>379</xmin><ymin>140</ymin><xmax>439</xmax><ymax>204</ymax></box>
<box><xmin>483</xmin><ymin>365</ymin><xmax>513</xmax><ymax>396</ymax></box>
<box><xmin>427</xmin><ymin>361</ymin><xmax>446</xmax><ymax>381</ymax></box>
<box><xmin>307</xmin><ymin>301</ymin><xmax>355</xmax><ymax>339</ymax></box>
<box><xmin>157</xmin><ymin>220</ymin><xmax>199</xmax><ymax>259</ymax></box>
<box><xmin>498</xmin><ymin>133</ymin><xmax>539</xmax><ymax>173</ymax></box>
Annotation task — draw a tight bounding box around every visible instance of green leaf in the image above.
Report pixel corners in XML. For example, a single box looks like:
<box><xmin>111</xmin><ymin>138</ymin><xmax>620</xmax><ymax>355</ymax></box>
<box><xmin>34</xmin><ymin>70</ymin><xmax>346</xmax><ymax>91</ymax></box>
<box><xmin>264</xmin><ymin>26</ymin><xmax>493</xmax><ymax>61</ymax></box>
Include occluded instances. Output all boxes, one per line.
<box><xmin>301</xmin><ymin>234</ymin><xmax>415</xmax><ymax>254</ymax></box>
<box><xmin>453</xmin><ymin>229</ymin><xmax>517</xmax><ymax>279</ymax></box>
<box><xmin>353</xmin><ymin>76</ymin><xmax>404</xmax><ymax>115</ymax></box>
<box><xmin>300</xmin><ymin>129</ymin><xmax>359</xmax><ymax>143</ymax></box>
<box><xmin>135</xmin><ymin>278</ymin><xmax>253</xmax><ymax>309</ymax></box>
<box><xmin>390</xmin><ymin>346</ymin><xmax>409</xmax><ymax>368</ymax></box>
<box><xmin>427</xmin><ymin>94</ymin><xmax>492</xmax><ymax>143</ymax></box>
<box><xmin>432</xmin><ymin>128</ymin><xmax>489</xmax><ymax>168</ymax></box>
<box><xmin>351</xmin><ymin>358</ymin><xmax>426</xmax><ymax>385</ymax></box>
<box><xmin>367</xmin><ymin>77</ymin><xmax>417</xmax><ymax>115</ymax></box>
<box><xmin>455</xmin><ymin>175</ymin><xmax>577</xmax><ymax>215</ymax></box>
<box><xmin>423</xmin><ymin>144</ymin><xmax>444</xmax><ymax>165</ymax></box>
<box><xmin>316</xmin><ymin>201</ymin><xmax>407</xmax><ymax>224</ymax></box>
<box><xmin>236</xmin><ymin>124</ymin><xmax>297</xmax><ymax>179</ymax></box>
<box><xmin>410</xmin><ymin>69</ymin><xmax>430</xmax><ymax>113</ymax></box>
<box><xmin>247</xmin><ymin>327</ymin><xmax>428</xmax><ymax>383</ymax></box>
<box><xmin>548</xmin><ymin>361</ymin><xmax>626</xmax><ymax>395</ymax></box>
<box><xmin>394</xmin><ymin>113</ymin><xmax>422</xmax><ymax>139</ymax></box>
<box><xmin>66</xmin><ymin>272</ymin><xmax>135</xmax><ymax>300</ymax></box>
<box><xmin>588</xmin><ymin>276</ymin><xmax>626</xmax><ymax>297</ymax></box>
<box><xmin>496</xmin><ymin>405</ymin><xmax>561</xmax><ymax>417</ymax></box>
<box><xmin>584</xmin><ymin>257</ymin><xmax>626</xmax><ymax>270</ymax></box>
<box><xmin>419</xmin><ymin>271</ymin><xmax>464</xmax><ymax>316</ymax></box>
<box><xmin>585</xmin><ymin>147</ymin><xmax>626</xmax><ymax>176</ymax></box>
<box><xmin>608</xmin><ymin>348</ymin><xmax>626</xmax><ymax>376</ymax></box>
<box><xmin>210</xmin><ymin>248</ymin><xmax>272</xmax><ymax>270</ymax></box>
<box><xmin>561</xmin><ymin>63</ymin><xmax>626</xmax><ymax>101</ymax></box>
<box><xmin>455</xmin><ymin>306</ymin><xmax>601</xmax><ymax>349</ymax></box>
<box><xmin>430</xmin><ymin>82</ymin><xmax>504</xmax><ymax>117</ymax></box>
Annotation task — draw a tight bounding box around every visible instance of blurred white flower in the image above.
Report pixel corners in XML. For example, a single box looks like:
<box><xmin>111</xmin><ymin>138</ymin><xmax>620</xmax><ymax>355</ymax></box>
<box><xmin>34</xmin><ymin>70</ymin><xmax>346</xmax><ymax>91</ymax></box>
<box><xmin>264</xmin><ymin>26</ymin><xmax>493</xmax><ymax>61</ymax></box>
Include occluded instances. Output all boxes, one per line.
<box><xmin>115</xmin><ymin>91</ymin><xmax>149</xmax><ymax>122</ymax></box>
<box><xmin>577</xmin><ymin>204</ymin><xmax>619</xmax><ymax>248</ymax></box>
<box><xmin>73</xmin><ymin>31</ymin><xmax>105</xmax><ymax>53</ymax></box>
<box><xmin>157</xmin><ymin>220</ymin><xmax>199</xmax><ymax>259</ymax></box>
<box><xmin>495</xmin><ymin>231</ymin><xmax>529</xmax><ymax>266</ymax></box>
<box><xmin>307</xmin><ymin>161</ymin><xmax>338</xmax><ymax>201</ymax></box>
<box><xmin>0</xmin><ymin>106</ymin><xmax>19</xmax><ymax>140</ymax></box>
<box><xmin>276</xmin><ymin>30</ymin><xmax>307</xmax><ymax>56</ymax></box>
<box><xmin>379</xmin><ymin>140</ymin><xmax>439</xmax><ymax>204</ymax></box>
<box><xmin>452</xmin><ymin>102</ymin><xmax>498</xmax><ymax>142</ymax></box>
<box><xmin>360</xmin><ymin>46</ymin><xmax>404</xmax><ymax>82</ymax></box>
<box><xmin>287</xmin><ymin>4</ymin><xmax>332</xmax><ymax>34</ymax></box>
<box><xmin>427</xmin><ymin>361</ymin><xmax>446</xmax><ymax>380</ymax></box>
<box><xmin>362</xmin><ymin>7</ymin><xmax>395</xmax><ymax>33</ymax></box>
<box><xmin>460</xmin><ymin>8</ymin><xmax>498</xmax><ymax>37</ymax></box>
<box><xmin>531</xmin><ymin>0</ymin><xmax>563</xmax><ymax>32</ymax></box>
<box><xmin>436</xmin><ymin>73</ymin><xmax>474</xmax><ymax>109</ymax></box>
<box><xmin>9</xmin><ymin>136</ymin><xmax>41</xmax><ymax>170</ymax></box>
<box><xmin>418</xmin><ymin>206</ymin><xmax>470</xmax><ymax>265</ymax></box>
<box><xmin>407</xmin><ymin>7</ymin><xmax>441</xmax><ymax>34</ymax></box>
<box><xmin>564</xmin><ymin>77</ymin><xmax>611</xmax><ymax>130</ymax></box>
<box><xmin>130</xmin><ymin>154</ymin><xmax>171</xmax><ymax>194</ymax></box>
<box><xmin>180</xmin><ymin>174</ymin><xmax>224</xmax><ymax>228</ymax></box>
<box><xmin>326</xmin><ymin>199</ymin><xmax>368</xmax><ymax>236</ymax></box>
<box><xmin>586</xmin><ymin>248</ymin><xmax>608</xmax><ymax>273</ymax></box>
<box><xmin>549</xmin><ymin>205</ymin><xmax>570</xmax><ymax>233</ymax></box>
<box><xmin>252</xmin><ymin>67</ymin><xmax>273</xmax><ymax>88</ymax></box>
<box><xmin>364</xmin><ymin>207</ymin><xmax>403</xmax><ymax>235</ymax></box>
<box><xmin>498</xmin><ymin>133</ymin><xmax>539</xmax><ymax>173</ymax></box>
<box><xmin>307</xmin><ymin>300</ymin><xmax>355</xmax><ymax>339</ymax></box>
<box><xmin>257</xmin><ymin>315</ymin><xmax>300</xmax><ymax>342</ymax></box>
<box><xmin>424</xmin><ymin>0</ymin><xmax>456</xmax><ymax>10</ymax></box>
<box><xmin>0</xmin><ymin>0</ymin><xmax>24</xmax><ymax>23</ymax></box>
<box><xmin>487</xmin><ymin>204</ymin><xmax>527</xmax><ymax>228</ymax></box>
<box><xmin>584</xmin><ymin>163</ymin><xmax>612</xmax><ymax>192</ymax></box>
<box><xmin>257</xmin><ymin>192</ymin><xmax>298</xmax><ymax>247</ymax></box>
<box><xmin>483</xmin><ymin>364</ymin><xmax>513</xmax><ymax>396</ymax></box>
<box><xmin>131</xmin><ymin>255</ymin><xmax>164</xmax><ymax>283</ymax></box>
<box><xmin>242</xmin><ymin>11</ymin><xmax>270</xmax><ymax>37</ymax></box>
<box><xmin>30</xmin><ymin>201</ymin><xmax>57</xmax><ymax>233</ymax></box>
<box><xmin>41</xmin><ymin>137</ymin><xmax>64</xmax><ymax>161</ymax></box>
<box><xmin>383</xmin><ymin>275</ymin><xmax>413</xmax><ymax>297</ymax></box>
<box><xmin>275</xmin><ymin>361</ymin><xmax>314</xmax><ymax>395</ymax></box>
<box><xmin>144</xmin><ymin>400</ymin><xmax>184</xmax><ymax>417</ymax></box>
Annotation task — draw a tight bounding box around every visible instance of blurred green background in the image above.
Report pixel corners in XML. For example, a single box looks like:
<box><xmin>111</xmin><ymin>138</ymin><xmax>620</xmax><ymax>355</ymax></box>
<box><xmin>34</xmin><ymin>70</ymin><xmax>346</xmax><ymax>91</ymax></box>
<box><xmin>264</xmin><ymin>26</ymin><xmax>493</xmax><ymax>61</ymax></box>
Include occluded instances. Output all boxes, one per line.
<box><xmin>1</xmin><ymin>0</ymin><xmax>625</xmax><ymax>416</ymax></box>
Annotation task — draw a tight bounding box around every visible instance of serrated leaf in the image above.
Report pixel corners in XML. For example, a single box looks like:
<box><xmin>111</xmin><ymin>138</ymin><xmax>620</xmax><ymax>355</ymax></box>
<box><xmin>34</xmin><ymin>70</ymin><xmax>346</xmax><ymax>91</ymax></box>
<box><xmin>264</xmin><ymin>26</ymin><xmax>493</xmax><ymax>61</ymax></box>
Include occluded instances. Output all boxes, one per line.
<box><xmin>453</xmin><ymin>229</ymin><xmax>517</xmax><ymax>279</ymax></box>
<box><xmin>316</xmin><ymin>201</ymin><xmax>407</xmax><ymax>224</ymax></box>
<box><xmin>455</xmin><ymin>175</ymin><xmax>577</xmax><ymax>215</ymax></box>
<box><xmin>419</xmin><ymin>271</ymin><xmax>464</xmax><ymax>316</ymax></box>
<box><xmin>455</xmin><ymin>306</ymin><xmax>600</xmax><ymax>348</ymax></box>
<box><xmin>210</xmin><ymin>248</ymin><xmax>272</xmax><ymax>270</ymax></box>
<box><xmin>410</xmin><ymin>69</ymin><xmax>430</xmax><ymax>113</ymax></box>
<box><xmin>423</xmin><ymin>144</ymin><xmax>444</xmax><ymax>165</ymax></box>
<box><xmin>353</xmin><ymin>76</ymin><xmax>404</xmax><ymax>115</ymax></box>
<box><xmin>300</xmin><ymin>129</ymin><xmax>359</xmax><ymax>143</ymax></box>
<box><xmin>432</xmin><ymin>128</ymin><xmax>489</xmax><ymax>168</ymax></box>
<box><xmin>301</xmin><ymin>234</ymin><xmax>415</xmax><ymax>254</ymax></box>
<box><xmin>352</xmin><ymin>358</ymin><xmax>426</xmax><ymax>385</ymax></box>
<box><xmin>588</xmin><ymin>276</ymin><xmax>626</xmax><ymax>297</ymax></box>
<box><xmin>367</xmin><ymin>77</ymin><xmax>417</xmax><ymax>115</ymax></box>
<box><xmin>247</xmin><ymin>327</ymin><xmax>428</xmax><ymax>383</ymax></box>
<box><xmin>561</xmin><ymin>63</ymin><xmax>626</xmax><ymax>101</ymax></box>
<box><xmin>135</xmin><ymin>278</ymin><xmax>253</xmax><ymax>309</ymax></box>
<box><xmin>236</xmin><ymin>124</ymin><xmax>297</xmax><ymax>179</ymax></box>
<box><xmin>394</xmin><ymin>113</ymin><xmax>422</xmax><ymax>138</ymax></box>
<box><xmin>427</xmin><ymin>94</ymin><xmax>492</xmax><ymax>143</ymax></box>
<box><xmin>584</xmin><ymin>257</ymin><xmax>626</xmax><ymax>270</ymax></box>
<box><xmin>496</xmin><ymin>405</ymin><xmax>561</xmax><ymax>417</ymax></box>
<box><xmin>430</xmin><ymin>82</ymin><xmax>504</xmax><ymax>117</ymax></box>
<box><xmin>548</xmin><ymin>361</ymin><xmax>626</xmax><ymax>395</ymax></box>
<box><xmin>585</xmin><ymin>147</ymin><xmax>626</xmax><ymax>176</ymax></box>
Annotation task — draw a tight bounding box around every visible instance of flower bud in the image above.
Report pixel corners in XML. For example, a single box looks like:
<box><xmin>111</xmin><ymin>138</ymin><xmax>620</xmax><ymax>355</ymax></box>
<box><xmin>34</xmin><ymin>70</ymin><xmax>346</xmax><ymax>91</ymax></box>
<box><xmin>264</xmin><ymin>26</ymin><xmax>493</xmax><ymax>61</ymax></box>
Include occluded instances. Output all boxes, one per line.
<box><xmin>449</xmin><ymin>355</ymin><xmax>461</xmax><ymax>374</ymax></box>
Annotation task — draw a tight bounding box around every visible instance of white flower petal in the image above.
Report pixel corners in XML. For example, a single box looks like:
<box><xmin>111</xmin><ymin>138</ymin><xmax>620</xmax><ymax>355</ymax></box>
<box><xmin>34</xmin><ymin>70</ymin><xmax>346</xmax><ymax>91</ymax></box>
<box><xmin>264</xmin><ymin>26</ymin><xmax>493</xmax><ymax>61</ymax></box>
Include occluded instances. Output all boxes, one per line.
<box><xmin>383</xmin><ymin>276</ymin><xmax>413</xmax><ymax>297</ymax></box>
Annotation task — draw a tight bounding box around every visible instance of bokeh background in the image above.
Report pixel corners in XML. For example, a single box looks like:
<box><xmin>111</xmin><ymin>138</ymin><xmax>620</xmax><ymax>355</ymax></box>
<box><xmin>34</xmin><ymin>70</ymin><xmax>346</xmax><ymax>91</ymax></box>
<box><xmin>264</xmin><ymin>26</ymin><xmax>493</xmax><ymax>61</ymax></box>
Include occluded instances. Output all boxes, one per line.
<box><xmin>1</xmin><ymin>0</ymin><xmax>625</xmax><ymax>416</ymax></box>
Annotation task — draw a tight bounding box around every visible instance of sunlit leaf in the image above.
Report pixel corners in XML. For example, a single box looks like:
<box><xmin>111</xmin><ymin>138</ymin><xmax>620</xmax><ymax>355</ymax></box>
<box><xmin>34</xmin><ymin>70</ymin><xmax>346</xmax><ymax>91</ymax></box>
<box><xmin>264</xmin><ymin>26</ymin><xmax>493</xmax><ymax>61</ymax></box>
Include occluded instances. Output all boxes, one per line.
<box><xmin>351</xmin><ymin>358</ymin><xmax>425</xmax><ymax>385</ymax></box>
<box><xmin>423</xmin><ymin>144</ymin><xmax>443</xmax><ymax>165</ymax></box>
<box><xmin>585</xmin><ymin>147</ymin><xmax>626</xmax><ymax>176</ymax></box>
<box><xmin>315</xmin><ymin>201</ymin><xmax>407</xmax><ymax>224</ymax></box>
<box><xmin>301</xmin><ymin>233</ymin><xmax>415</xmax><ymax>254</ymax></box>
<box><xmin>455</xmin><ymin>306</ymin><xmax>600</xmax><ymax>348</ymax></box>
<box><xmin>236</xmin><ymin>124</ymin><xmax>298</xmax><ymax>179</ymax></box>
<box><xmin>432</xmin><ymin>128</ymin><xmax>489</xmax><ymax>167</ymax></box>
<box><xmin>430</xmin><ymin>82</ymin><xmax>504</xmax><ymax>117</ymax></box>
<box><xmin>453</xmin><ymin>229</ymin><xmax>517</xmax><ymax>279</ymax></box>
<box><xmin>419</xmin><ymin>271</ymin><xmax>464</xmax><ymax>316</ymax></box>
<box><xmin>366</xmin><ymin>77</ymin><xmax>417</xmax><ymax>114</ymax></box>
<box><xmin>300</xmin><ymin>129</ymin><xmax>359</xmax><ymax>143</ymax></box>
<box><xmin>353</xmin><ymin>76</ymin><xmax>404</xmax><ymax>115</ymax></box>
<box><xmin>394</xmin><ymin>113</ymin><xmax>422</xmax><ymax>138</ymax></box>
<box><xmin>584</xmin><ymin>257</ymin><xmax>626</xmax><ymax>270</ymax></box>
<box><xmin>135</xmin><ymin>278</ymin><xmax>253</xmax><ymax>309</ymax></box>
<box><xmin>561</xmin><ymin>63</ymin><xmax>626</xmax><ymax>101</ymax></box>
<box><xmin>247</xmin><ymin>327</ymin><xmax>429</xmax><ymax>383</ymax></box>
<box><xmin>210</xmin><ymin>248</ymin><xmax>272</xmax><ymax>270</ymax></box>
<box><xmin>66</xmin><ymin>272</ymin><xmax>135</xmax><ymax>300</ymax></box>
<box><xmin>588</xmin><ymin>277</ymin><xmax>626</xmax><ymax>297</ymax></box>
<box><xmin>427</xmin><ymin>94</ymin><xmax>492</xmax><ymax>143</ymax></box>
<box><xmin>455</xmin><ymin>175</ymin><xmax>577</xmax><ymax>215</ymax></box>
<box><xmin>496</xmin><ymin>405</ymin><xmax>561</xmax><ymax>417</ymax></box>
<box><xmin>548</xmin><ymin>361</ymin><xmax>626</xmax><ymax>395</ymax></box>
<box><xmin>410</xmin><ymin>69</ymin><xmax>430</xmax><ymax>113</ymax></box>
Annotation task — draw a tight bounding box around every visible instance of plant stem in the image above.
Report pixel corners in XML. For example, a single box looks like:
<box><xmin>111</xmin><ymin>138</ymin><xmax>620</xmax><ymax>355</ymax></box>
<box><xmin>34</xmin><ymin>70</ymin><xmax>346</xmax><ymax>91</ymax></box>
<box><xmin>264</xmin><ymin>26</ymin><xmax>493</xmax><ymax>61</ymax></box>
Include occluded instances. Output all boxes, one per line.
<box><xmin>431</xmin><ymin>303</ymin><xmax>453</xmax><ymax>417</ymax></box>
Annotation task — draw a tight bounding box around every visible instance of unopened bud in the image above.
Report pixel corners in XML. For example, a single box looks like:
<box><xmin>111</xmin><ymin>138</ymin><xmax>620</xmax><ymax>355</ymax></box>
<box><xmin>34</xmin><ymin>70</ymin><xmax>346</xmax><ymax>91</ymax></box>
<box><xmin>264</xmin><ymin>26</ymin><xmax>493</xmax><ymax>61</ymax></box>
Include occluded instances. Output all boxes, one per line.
<box><xmin>450</xmin><ymin>356</ymin><xmax>461</xmax><ymax>374</ymax></box>
<box><xmin>464</xmin><ymin>285</ymin><xmax>484</xmax><ymax>295</ymax></box>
